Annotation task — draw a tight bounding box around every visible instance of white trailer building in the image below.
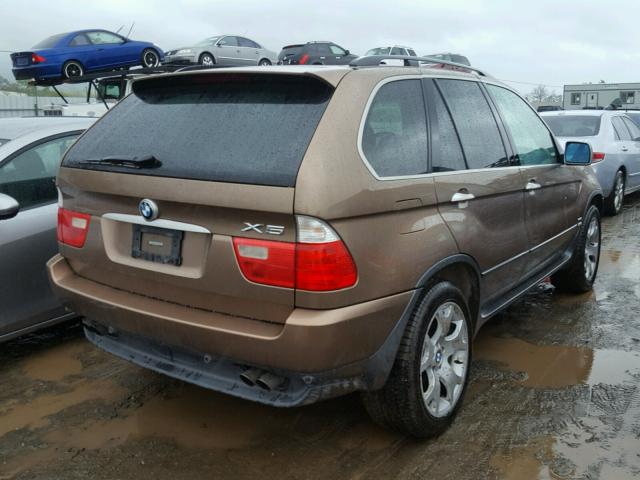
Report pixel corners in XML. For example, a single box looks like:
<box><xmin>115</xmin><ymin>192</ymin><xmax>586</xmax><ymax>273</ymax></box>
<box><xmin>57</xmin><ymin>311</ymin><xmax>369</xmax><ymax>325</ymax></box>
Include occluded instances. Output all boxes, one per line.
<box><xmin>563</xmin><ymin>82</ymin><xmax>640</xmax><ymax>110</ymax></box>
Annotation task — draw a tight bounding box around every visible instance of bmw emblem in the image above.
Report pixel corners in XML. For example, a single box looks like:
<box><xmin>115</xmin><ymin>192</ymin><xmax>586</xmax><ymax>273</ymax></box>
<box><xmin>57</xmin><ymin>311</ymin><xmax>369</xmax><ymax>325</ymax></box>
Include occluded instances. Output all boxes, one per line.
<box><xmin>139</xmin><ymin>199</ymin><xmax>159</xmax><ymax>221</ymax></box>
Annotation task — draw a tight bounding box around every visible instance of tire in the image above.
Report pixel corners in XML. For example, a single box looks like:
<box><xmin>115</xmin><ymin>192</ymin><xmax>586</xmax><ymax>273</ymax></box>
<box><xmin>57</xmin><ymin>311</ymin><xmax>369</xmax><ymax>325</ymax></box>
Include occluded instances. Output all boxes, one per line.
<box><xmin>362</xmin><ymin>281</ymin><xmax>472</xmax><ymax>438</ymax></box>
<box><xmin>258</xmin><ymin>58</ymin><xmax>272</xmax><ymax>66</ymax></box>
<box><xmin>604</xmin><ymin>170</ymin><xmax>625</xmax><ymax>216</ymax></box>
<box><xmin>199</xmin><ymin>53</ymin><xmax>215</xmax><ymax>66</ymax></box>
<box><xmin>62</xmin><ymin>61</ymin><xmax>84</xmax><ymax>79</ymax></box>
<box><xmin>552</xmin><ymin>205</ymin><xmax>601</xmax><ymax>293</ymax></box>
<box><xmin>141</xmin><ymin>48</ymin><xmax>160</xmax><ymax>68</ymax></box>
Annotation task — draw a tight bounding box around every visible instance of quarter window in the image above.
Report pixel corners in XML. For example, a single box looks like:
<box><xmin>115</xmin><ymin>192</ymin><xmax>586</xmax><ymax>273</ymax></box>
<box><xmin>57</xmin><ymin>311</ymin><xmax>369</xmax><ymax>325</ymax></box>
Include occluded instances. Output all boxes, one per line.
<box><xmin>487</xmin><ymin>85</ymin><xmax>558</xmax><ymax>166</ymax></box>
<box><xmin>571</xmin><ymin>93</ymin><xmax>582</xmax><ymax>105</ymax></box>
<box><xmin>437</xmin><ymin>80</ymin><xmax>507</xmax><ymax>169</ymax></box>
<box><xmin>620</xmin><ymin>91</ymin><xmax>635</xmax><ymax>104</ymax></box>
<box><xmin>0</xmin><ymin>135</ymin><xmax>78</xmax><ymax>209</ymax></box>
<box><xmin>362</xmin><ymin>80</ymin><xmax>428</xmax><ymax>177</ymax></box>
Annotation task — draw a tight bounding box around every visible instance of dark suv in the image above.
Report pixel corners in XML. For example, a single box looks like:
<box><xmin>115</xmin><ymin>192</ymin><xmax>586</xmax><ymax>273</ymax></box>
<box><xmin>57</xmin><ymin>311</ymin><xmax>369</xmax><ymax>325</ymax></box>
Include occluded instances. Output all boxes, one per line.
<box><xmin>277</xmin><ymin>41</ymin><xmax>357</xmax><ymax>65</ymax></box>
<box><xmin>49</xmin><ymin>57</ymin><xmax>602</xmax><ymax>437</ymax></box>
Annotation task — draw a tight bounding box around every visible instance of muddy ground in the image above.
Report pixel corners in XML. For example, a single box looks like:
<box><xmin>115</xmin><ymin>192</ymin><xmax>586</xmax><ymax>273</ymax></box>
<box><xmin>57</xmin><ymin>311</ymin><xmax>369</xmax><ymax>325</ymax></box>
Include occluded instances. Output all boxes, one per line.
<box><xmin>2</xmin><ymin>197</ymin><xmax>640</xmax><ymax>480</ymax></box>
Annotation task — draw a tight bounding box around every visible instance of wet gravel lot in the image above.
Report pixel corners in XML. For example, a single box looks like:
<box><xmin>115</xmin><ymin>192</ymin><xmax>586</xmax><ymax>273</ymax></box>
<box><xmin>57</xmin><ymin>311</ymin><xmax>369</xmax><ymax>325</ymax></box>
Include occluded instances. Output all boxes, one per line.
<box><xmin>2</xmin><ymin>195</ymin><xmax>640</xmax><ymax>480</ymax></box>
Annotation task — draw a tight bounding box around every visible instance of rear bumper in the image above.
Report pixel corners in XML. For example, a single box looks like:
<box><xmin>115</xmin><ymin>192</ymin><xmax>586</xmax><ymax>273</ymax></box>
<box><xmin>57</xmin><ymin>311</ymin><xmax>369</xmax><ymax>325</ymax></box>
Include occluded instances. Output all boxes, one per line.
<box><xmin>48</xmin><ymin>254</ymin><xmax>414</xmax><ymax>404</ymax></box>
<box><xmin>12</xmin><ymin>64</ymin><xmax>60</xmax><ymax>81</ymax></box>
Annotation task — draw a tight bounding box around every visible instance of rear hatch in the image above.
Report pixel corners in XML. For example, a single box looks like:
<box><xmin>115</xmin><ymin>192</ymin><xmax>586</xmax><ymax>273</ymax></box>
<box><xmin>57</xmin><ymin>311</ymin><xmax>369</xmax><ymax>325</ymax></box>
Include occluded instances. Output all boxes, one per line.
<box><xmin>57</xmin><ymin>71</ymin><xmax>334</xmax><ymax>324</ymax></box>
<box><xmin>278</xmin><ymin>45</ymin><xmax>303</xmax><ymax>64</ymax></box>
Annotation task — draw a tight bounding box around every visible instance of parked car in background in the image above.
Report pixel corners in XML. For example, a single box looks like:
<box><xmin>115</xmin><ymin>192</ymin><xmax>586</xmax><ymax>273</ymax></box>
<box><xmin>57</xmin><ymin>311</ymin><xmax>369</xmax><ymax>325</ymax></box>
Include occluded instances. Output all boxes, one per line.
<box><xmin>365</xmin><ymin>46</ymin><xmax>417</xmax><ymax>56</ymax></box>
<box><xmin>277</xmin><ymin>42</ymin><xmax>357</xmax><ymax>65</ymax></box>
<box><xmin>10</xmin><ymin>30</ymin><xmax>164</xmax><ymax>82</ymax></box>
<box><xmin>542</xmin><ymin>110</ymin><xmax>640</xmax><ymax>215</ymax></box>
<box><xmin>164</xmin><ymin>35</ymin><xmax>277</xmax><ymax>67</ymax></box>
<box><xmin>0</xmin><ymin>117</ymin><xmax>95</xmax><ymax>342</ymax></box>
<box><xmin>537</xmin><ymin>105</ymin><xmax>562</xmax><ymax>112</ymax></box>
<box><xmin>424</xmin><ymin>52</ymin><xmax>471</xmax><ymax>66</ymax></box>
<box><xmin>49</xmin><ymin>61</ymin><xmax>601</xmax><ymax>438</ymax></box>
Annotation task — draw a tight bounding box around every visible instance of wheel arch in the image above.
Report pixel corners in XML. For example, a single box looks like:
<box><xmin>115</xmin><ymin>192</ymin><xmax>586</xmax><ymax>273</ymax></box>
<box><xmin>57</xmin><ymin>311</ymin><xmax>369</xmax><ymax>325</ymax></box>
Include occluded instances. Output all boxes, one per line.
<box><xmin>199</xmin><ymin>51</ymin><xmax>216</xmax><ymax>63</ymax></box>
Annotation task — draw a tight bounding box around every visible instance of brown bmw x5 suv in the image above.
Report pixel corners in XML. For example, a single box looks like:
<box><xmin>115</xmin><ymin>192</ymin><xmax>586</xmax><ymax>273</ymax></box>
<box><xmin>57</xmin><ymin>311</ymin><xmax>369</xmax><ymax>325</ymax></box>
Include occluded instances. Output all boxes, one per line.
<box><xmin>48</xmin><ymin>58</ymin><xmax>602</xmax><ymax>437</ymax></box>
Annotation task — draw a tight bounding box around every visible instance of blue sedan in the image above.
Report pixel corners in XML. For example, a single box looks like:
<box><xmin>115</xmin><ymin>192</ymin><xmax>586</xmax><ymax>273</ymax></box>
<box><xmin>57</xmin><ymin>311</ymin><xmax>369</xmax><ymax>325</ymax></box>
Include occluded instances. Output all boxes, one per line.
<box><xmin>11</xmin><ymin>29</ymin><xmax>164</xmax><ymax>82</ymax></box>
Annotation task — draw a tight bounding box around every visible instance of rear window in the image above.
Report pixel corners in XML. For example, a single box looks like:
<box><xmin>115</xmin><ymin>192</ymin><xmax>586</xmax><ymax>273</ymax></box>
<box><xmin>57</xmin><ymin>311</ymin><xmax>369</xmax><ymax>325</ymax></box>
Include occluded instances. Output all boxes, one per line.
<box><xmin>543</xmin><ymin>115</ymin><xmax>601</xmax><ymax>137</ymax></box>
<box><xmin>63</xmin><ymin>74</ymin><xmax>333</xmax><ymax>187</ymax></box>
<box><xmin>33</xmin><ymin>33</ymin><xmax>67</xmax><ymax>49</ymax></box>
<box><xmin>278</xmin><ymin>46</ymin><xmax>303</xmax><ymax>60</ymax></box>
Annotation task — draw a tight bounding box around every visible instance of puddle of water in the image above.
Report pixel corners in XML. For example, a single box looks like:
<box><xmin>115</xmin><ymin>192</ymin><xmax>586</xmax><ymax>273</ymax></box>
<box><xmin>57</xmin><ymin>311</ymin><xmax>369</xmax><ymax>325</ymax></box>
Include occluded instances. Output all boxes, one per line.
<box><xmin>489</xmin><ymin>438</ymin><xmax>553</xmax><ymax>480</ymax></box>
<box><xmin>0</xmin><ymin>379</ymin><xmax>125</xmax><ymax>437</ymax></box>
<box><xmin>474</xmin><ymin>336</ymin><xmax>593</xmax><ymax>388</ymax></box>
<box><xmin>475</xmin><ymin>336</ymin><xmax>640</xmax><ymax>388</ymax></box>
<box><xmin>21</xmin><ymin>338</ymin><xmax>85</xmax><ymax>382</ymax></box>
<box><xmin>599</xmin><ymin>249</ymin><xmax>640</xmax><ymax>282</ymax></box>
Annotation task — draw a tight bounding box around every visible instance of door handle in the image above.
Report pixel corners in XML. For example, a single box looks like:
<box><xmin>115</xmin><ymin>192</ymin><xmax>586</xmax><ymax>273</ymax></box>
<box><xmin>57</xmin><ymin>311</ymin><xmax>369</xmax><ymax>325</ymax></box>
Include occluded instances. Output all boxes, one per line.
<box><xmin>320</xmin><ymin>56</ymin><xmax>325</xmax><ymax>60</ymax></box>
<box><xmin>526</xmin><ymin>180</ymin><xmax>542</xmax><ymax>191</ymax></box>
<box><xmin>451</xmin><ymin>191</ymin><xmax>475</xmax><ymax>203</ymax></box>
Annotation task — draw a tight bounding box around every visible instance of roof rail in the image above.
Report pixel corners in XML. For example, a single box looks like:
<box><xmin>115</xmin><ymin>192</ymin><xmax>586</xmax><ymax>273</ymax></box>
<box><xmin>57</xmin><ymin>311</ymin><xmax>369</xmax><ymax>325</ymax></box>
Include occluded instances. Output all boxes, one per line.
<box><xmin>349</xmin><ymin>55</ymin><xmax>488</xmax><ymax>77</ymax></box>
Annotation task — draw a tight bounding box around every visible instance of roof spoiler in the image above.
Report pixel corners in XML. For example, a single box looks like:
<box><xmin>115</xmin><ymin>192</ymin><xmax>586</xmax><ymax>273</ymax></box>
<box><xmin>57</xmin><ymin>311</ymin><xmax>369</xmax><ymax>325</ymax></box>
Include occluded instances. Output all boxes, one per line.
<box><xmin>349</xmin><ymin>55</ymin><xmax>488</xmax><ymax>77</ymax></box>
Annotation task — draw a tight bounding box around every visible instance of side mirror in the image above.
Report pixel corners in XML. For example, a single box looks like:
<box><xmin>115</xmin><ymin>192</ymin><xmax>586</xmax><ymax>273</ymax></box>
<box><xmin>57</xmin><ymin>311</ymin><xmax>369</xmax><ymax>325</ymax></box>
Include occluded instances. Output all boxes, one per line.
<box><xmin>564</xmin><ymin>141</ymin><xmax>592</xmax><ymax>166</ymax></box>
<box><xmin>344</xmin><ymin>50</ymin><xmax>350</xmax><ymax>55</ymax></box>
<box><xmin>0</xmin><ymin>193</ymin><xmax>20</xmax><ymax>220</ymax></box>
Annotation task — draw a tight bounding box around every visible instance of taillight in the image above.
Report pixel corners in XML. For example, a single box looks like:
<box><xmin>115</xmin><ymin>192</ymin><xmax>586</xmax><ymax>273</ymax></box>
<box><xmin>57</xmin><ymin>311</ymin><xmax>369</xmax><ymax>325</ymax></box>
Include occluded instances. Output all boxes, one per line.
<box><xmin>57</xmin><ymin>208</ymin><xmax>91</xmax><ymax>248</ymax></box>
<box><xmin>299</xmin><ymin>53</ymin><xmax>309</xmax><ymax>65</ymax></box>
<box><xmin>233</xmin><ymin>216</ymin><xmax>357</xmax><ymax>291</ymax></box>
<box><xmin>233</xmin><ymin>238</ymin><xmax>295</xmax><ymax>288</ymax></box>
<box><xmin>31</xmin><ymin>53</ymin><xmax>46</xmax><ymax>64</ymax></box>
<box><xmin>592</xmin><ymin>152</ymin><xmax>605</xmax><ymax>163</ymax></box>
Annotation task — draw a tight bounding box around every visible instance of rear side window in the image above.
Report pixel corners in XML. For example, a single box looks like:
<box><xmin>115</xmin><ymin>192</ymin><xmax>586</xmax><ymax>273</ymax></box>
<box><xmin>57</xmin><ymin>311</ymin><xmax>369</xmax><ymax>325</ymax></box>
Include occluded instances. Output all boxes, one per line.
<box><xmin>437</xmin><ymin>80</ymin><xmax>507</xmax><ymax>169</ymax></box>
<box><xmin>362</xmin><ymin>80</ymin><xmax>428</xmax><ymax>177</ymax></box>
<box><xmin>63</xmin><ymin>74</ymin><xmax>333</xmax><ymax>187</ymax></box>
<box><xmin>622</xmin><ymin>117</ymin><xmax>640</xmax><ymax>140</ymax></box>
<box><xmin>543</xmin><ymin>115</ymin><xmax>601</xmax><ymax>137</ymax></box>
<box><xmin>612</xmin><ymin>117</ymin><xmax>631</xmax><ymax>141</ymax></box>
<box><xmin>487</xmin><ymin>85</ymin><xmax>558</xmax><ymax>166</ymax></box>
<box><xmin>431</xmin><ymin>86</ymin><xmax>466</xmax><ymax>172</ymax></box>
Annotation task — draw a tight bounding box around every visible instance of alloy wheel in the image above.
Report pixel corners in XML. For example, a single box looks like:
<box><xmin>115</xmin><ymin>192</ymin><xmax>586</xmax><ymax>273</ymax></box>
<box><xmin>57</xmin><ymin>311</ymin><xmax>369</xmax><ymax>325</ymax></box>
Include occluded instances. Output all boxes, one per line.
<box><xmin>144</xmin><ymin>51</ymin><xmax>159</xmax><ymax>67</ymax></box>
<box><xmin>614</xmin><ymin>174</ymin><xmax>624</xmax><ymax>212</ymax></box>
<box><xmin>420</xmin><ymin>301</ymin><xmax>469</xmax><ymax>418</ymax></box>
<box><xmin>201</xmin><ymin>55</ymin><xmax>214</xmax><ymax>66</ymax></box>
<box><xmin>584</xmin><ymin>217</ymin><xmax>600</xmax><ymax>281</ymax></box>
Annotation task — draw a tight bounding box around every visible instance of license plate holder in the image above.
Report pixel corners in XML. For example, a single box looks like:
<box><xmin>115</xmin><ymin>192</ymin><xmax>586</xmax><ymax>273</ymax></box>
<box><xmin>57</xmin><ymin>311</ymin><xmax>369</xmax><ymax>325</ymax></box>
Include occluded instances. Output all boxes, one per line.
<box><xmin>132</xmin><ymin>224</ymin><xmax>184</xmax><ymax>266</ymax></box>
<box><xmin>16</xmin><ymin>57</ymin><xmax>28</xmax><ymax>66</ymax></box>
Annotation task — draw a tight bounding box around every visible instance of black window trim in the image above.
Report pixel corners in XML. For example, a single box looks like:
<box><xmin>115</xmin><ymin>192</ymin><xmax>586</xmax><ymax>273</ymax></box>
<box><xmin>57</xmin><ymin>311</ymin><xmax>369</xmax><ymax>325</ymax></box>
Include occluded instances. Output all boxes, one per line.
<box><xmin>0</xmin><ymin>131</ymin><xmax>83</xmax><ymax>211</ymax></box>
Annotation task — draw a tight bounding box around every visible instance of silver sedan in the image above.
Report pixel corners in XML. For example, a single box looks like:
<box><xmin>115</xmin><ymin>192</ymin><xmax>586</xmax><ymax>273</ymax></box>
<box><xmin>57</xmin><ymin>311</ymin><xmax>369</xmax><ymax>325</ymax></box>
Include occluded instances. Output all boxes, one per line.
<box><xmin>164</xmin><ymin>35</ymin><xmax>278</xmax><ymax>67</ymax></box>
<box><xmin>542</xmin><ymin>110</ymin><xmax>640</xmax><ymax>215</ymax></box>
<box><xmin>0</xmin><ymin>117</ymin><xmax>95</xmax><ymax>342</ymax></box>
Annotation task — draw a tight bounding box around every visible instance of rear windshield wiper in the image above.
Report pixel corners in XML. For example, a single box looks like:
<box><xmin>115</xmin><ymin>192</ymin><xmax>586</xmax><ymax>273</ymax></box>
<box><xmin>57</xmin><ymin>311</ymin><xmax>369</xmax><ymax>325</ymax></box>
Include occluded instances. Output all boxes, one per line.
<box><xmin>79</xmin><ymin>155</ymin><xmax>161</xmax><ymax>169</ymax></box>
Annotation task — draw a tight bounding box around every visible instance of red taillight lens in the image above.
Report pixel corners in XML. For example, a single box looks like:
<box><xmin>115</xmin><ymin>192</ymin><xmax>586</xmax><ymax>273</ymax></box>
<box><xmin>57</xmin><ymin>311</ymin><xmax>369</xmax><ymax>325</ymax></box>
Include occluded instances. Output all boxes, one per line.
<box><xmin>233</xmin><ymin>217</ymin><xmax>358</xmax><ymax>291</ymax></box>
<box><xmin>295</xmin><ymin>241</ymin><xmax>357</xmax><ymax>291</ymax></box>
<box><xmin>57</xmin><ymin>208</ymin><xmax>91</xmax><ymax>248</ymax></box>
<box><xmin>592</xmin><ymin>152</ymin><xmax>605</xmax><ymax>163</ymax></box>
<box><xmin>31</xmin><ymin>53</ymin><xmax>46</xmax><ymax>64</ymax></box>
<box><xmin>299</xmin><ymin>53</ymin><xmax>309</xmax><ymax>65</ymax></box>
<box><xmin>233</xmin><ymin>238</ymin><xmax>295</xmax><ymax>288</ymax></box>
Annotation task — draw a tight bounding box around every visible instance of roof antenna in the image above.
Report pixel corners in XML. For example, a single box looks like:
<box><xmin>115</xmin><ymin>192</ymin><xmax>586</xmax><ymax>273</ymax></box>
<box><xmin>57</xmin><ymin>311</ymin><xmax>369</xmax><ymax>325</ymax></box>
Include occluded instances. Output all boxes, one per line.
<box><xmin>115</xmin><ymin>25</ymin><xmax>125</xmax><ymax>34</ymax></box>
<box><xmin>126</xmin><ymin>22</ymin><xmax>135</xmax><ymax>39</ymax></box>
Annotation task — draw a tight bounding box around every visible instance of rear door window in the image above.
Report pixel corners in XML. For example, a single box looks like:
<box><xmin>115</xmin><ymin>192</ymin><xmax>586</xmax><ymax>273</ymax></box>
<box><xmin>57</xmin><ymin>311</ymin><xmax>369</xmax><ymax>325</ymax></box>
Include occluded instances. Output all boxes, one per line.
<box><xmin>428</xmin><ymin>82</ymin><xmax>466</xmax><ymax>172</ymax></box>
<box><xmin>63</xmin><ymin>74</ymin><xmax>333</xmax><ymax>187</ymax></box>
<box><xmin>436</xmin><ymin>79</ymin><xmax>508</xmax><ymax>169</ymax></box>
<box><xmin>362</xmin><ymin>79</ymin><xmax>428</xmax><ymax>177</ymax></box>
<box><xmin>487</xmin><ymin>85</ymin><xmax>558</xmax><ymax>166</ymax></box>
<box><xmin>612</xmin><ymin>116</ymin><xmax>632</xmax><ymax>141</ymax></box>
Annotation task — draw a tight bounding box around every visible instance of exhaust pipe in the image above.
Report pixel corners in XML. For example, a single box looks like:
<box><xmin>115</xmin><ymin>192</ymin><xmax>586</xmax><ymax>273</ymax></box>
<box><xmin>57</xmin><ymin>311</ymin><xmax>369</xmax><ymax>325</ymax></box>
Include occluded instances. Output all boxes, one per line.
<box><xmin>239</xmin><ymin>367</ymin><xmax>262</xmax><ymax>387</ymax></box>
<box><xmin>255</xmin><ymin>372</ymin><xmax>285</xmax><ymax>391</ymax></box>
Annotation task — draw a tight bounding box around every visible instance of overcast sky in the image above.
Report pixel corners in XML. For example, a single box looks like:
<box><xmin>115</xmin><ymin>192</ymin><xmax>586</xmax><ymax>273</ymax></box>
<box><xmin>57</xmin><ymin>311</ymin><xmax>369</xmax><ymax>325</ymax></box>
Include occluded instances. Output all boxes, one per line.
<box><xmin>2</xmin><ymin>0</ymin><xmax>639</xmax><ymax>94</ymax></box>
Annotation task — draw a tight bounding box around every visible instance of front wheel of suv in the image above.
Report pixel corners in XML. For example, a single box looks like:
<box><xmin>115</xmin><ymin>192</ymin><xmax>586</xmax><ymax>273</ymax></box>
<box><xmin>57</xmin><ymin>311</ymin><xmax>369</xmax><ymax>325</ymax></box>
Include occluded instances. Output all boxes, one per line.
<box><xmin>362</xmin><ymin>281</ymin><xmax>472</xmax><ymax>438</ymax></box>
<box><xmin>552</xmin><ymin>205</ymin><xmax>601</xmax><ymax>293</ymax></box>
